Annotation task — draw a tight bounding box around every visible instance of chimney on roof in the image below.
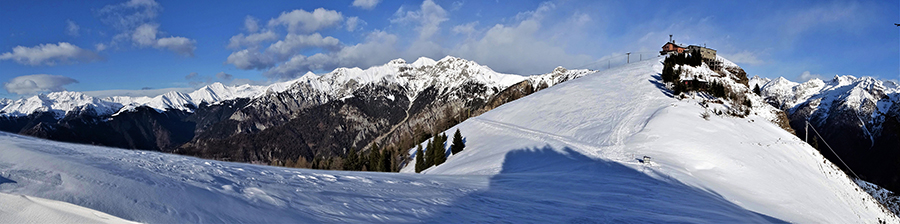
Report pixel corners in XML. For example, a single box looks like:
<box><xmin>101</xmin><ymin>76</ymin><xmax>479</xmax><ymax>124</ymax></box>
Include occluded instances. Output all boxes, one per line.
<box><xmin>669</xmin><ymin>35</ymin><xmax>673</xmax><ymax>42</ymax></box>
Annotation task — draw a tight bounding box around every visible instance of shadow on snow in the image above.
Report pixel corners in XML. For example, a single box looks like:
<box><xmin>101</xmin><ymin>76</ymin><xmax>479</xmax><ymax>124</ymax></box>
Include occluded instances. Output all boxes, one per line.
<box><xmin>427</xmin><ymin>145</ymin><xmax>785</xmax><ymax>223</ymax></box>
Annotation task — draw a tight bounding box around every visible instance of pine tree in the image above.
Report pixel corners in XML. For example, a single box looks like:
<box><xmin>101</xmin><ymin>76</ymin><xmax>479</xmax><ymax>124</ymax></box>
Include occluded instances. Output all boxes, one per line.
<box><xmin>425</xmin><ymin>139</ymin><xmax>435</xmax><ymax>168</ymax></box>
<box><xmin>415</xmin><ymin>144</ymin><xmax>425</xmax><ymax>173</ymax></box>
<box><xmin>435</xmin><ymin>133</ymin><xmax>447</xmax><ymax>165</ymax></box>
<box><xmin>382</xmin><ymin>147</ymin><xmax>392</xmax><ymax>172</ymax></box>
<box><xmin>368</xmin><ymin>143</ymin><xmax>381</xmax><ymax>172</ymax></box>
<box><xmin>344</xmin><ymin>147</ymin><xmax>359</xmax><ymax>171</ymax></box>
<box><xmin>451</xmin><ymin>129</ymin><xmax>465</xmax><ymax>154</ymax></box>
<box><xmin>753</xmin><ymin>84</ymin><xmax>761</xmax><ymax>95</ymax></box>
<box><xmin>435</xmin><ymin>147</ymin><xmax>446</xmax><ymax>165</ymax></box>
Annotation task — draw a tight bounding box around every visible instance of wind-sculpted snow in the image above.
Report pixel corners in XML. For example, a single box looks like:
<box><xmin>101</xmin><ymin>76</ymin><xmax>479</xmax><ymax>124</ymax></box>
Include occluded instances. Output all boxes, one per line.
<box><xmin>0</xmin><ymin>192</ymin><xmax>137</xmax><ymax>224</ymax></box>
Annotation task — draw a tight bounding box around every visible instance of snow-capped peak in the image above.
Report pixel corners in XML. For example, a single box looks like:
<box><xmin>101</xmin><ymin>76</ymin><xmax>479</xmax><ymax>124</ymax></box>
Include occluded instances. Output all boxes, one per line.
<box><xmin>388</xmin><ymin>58</ymin><xmax>406</xmax><ymax>65</ymax></box>
<box><xmin>411</xmin><ymin>57</ymin><xmax>437</xmax><ymax>67</ymax></box>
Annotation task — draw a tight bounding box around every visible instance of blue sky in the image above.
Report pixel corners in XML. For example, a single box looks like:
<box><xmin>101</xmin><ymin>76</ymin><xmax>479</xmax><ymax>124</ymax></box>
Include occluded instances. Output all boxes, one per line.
<box><xmin>1</xmin><ymin>0</ymin><xmax>897</xmax><ymax>99</ymax></box>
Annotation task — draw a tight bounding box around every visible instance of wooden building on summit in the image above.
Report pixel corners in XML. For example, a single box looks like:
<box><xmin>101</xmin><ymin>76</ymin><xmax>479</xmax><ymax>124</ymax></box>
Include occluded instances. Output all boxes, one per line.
<box><xmin>660</xmin><ymin>42</ymin><xmax>686</xmax><ymax>55</ymax></box>
<box><xmin>659</xmin><ymin>35</ymin><xmax>717</xmax><ymax>61</ymax></box>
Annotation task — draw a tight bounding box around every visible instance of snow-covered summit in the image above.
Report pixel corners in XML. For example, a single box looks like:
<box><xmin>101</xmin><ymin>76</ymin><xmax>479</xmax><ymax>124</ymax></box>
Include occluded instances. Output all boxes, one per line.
<box><xmin>0</xmin><ymin>91</ymin><xmax>122</xmax><ymax>118</ymax></box>
<box><xmin>757</xmin><ymin>75</ymin><xmax>899</xmax><ymax>121</ymax></box>
<box><xmin>1</xmin><ymin>56</ymin><xmax>591</xmax><ymax>119</ymax></box>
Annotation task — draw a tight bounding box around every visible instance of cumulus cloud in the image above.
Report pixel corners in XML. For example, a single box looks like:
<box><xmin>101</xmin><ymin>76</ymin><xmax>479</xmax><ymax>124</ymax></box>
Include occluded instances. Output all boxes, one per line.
<box><xmin>267</xmin><ymin>8</ymin><xmax>343</xmax><ymax>34</ymax></box>
<box><xmin>346</xmin><ymin>17</ymin><xmax>364</xmax><ymax>31</ymax></box>
<box><xmin>244</xmin><ymin>16</ymin><xmax>260</xmax><ymax>33</ymax></box>
<box><xmin>352</xmin><ymin>0</ymin><xmax>381</xmax><ymax>10</ymax></box>
<box><xmin>264</xmin><ymin>30</ymin><xmax>399</xmax><ymax>79</ymax></box>
<box><xmin>227</xmin><ymin>31</ymin><xmax>278</xmax><ymax>50</ymax></box>
<box><xmin>66</xmin><ymin>20</ymin><xmax>80</xmax><ymax>37</ymax></box>
<box><xmin>226</xmin><ymin>49</ymin><xmax>276</xmax><ymax>70</ymax></box>
<box><xmin>3</xmin><ymin>74</ymin><xmax>79</xmax><ymax>95</ymax></box>
<box><xmin>97</xmin><ymin>0</ymin><xmax>196</xmax><ymax>56</ymax></box>
<box><xmin>797</xmin><ymin>71</ymin><xmax>824</xmax><ymax>82</ymax></box>
<box><xmin>129</xmin><ymin>23</ymin><xmax>196</xmax><ymax>56</ymax></box>
<box><xmin>266</xmin><ymin>33</ymin><xmax>341</xmax><ymax>58</ymax></box>
<box><xmin>392</xmin><ymin>0</ymin><xmax>448</xmax><ymax>40</ymax></box>
<box><xmin>452</xmin><ymin>21</ymin><xmax>478</xmax><ymax>36</ymax></box>
<box><xmin>0</xmin><ymin>42</ymin><xmax>101</xmax><ymax>66</ymax></box>
<box><xmin>226</xmin><ymin>33</ymin><xmax>341</xmax><ymax>71</ymax></box>
<box><xmin>450</xmin><ymin>2</ymin><xmax>593</xmax><ymax>74</ymax></box>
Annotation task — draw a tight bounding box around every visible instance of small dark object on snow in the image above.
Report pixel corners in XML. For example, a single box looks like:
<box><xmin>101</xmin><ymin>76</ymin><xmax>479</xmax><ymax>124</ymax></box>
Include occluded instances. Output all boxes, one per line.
<box><xmin>639</xmin><ymin>156</ymin><xmax>652</xmax><ymax>164</ymax></box>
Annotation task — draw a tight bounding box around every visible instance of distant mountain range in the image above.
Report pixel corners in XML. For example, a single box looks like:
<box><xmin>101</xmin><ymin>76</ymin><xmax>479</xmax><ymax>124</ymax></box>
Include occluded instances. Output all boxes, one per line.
<box><xmin>752</xmin><ymin>75</ymin><xmax>900</xmax><ymax>192</ymax></box>
<box><xmin>0</xmin><ymin>56</ymin><xmax>592</xmax><ymax>169</ymax></box>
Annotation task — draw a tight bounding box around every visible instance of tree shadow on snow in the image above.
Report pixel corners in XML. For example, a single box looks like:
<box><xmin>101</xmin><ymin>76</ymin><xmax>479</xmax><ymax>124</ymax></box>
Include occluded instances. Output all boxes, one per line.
<box><xmin>649</xmin><ymin>73</ymin><xmax>674</xmax><ymax>98</ymax></box>
<box><xmin>427</xmin><ymin>145</ymin><xmax>786</xmax><ymax>223</ymax></box>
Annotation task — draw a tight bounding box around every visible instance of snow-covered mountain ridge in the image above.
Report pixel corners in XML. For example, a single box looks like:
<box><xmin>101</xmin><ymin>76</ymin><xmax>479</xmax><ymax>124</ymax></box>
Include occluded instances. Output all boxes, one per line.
<box><xmin>751</xmin><ymin>74</ymin><xmax>900</xmax><ymax>193</ymax></box>
<box><xmin>0</xmin><ymin>56</ymin><xmax>589</xmax><ymax>119</ymax></box>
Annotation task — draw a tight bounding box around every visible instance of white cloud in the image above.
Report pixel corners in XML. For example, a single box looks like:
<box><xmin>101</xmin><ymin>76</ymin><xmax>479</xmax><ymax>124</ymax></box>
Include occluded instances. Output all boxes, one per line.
<box><xmin>226</xmin><ymin>33</ymin><xmax>342</xmax><ymax>71</ymax></box>
<box><xmin>66</xmin><ymin>20</ymin><xmax>80</xmax><ymax>37</ymax></box>
<box><xmin>244</xmin><ymin>16</ymin><xmax>260</xmax><ymax>33</ymax></box>
<box><xmin>267</xmin><ymin>8</ymin><xmax>343</xmax><ymax>34</ymax></box>
<box><xmin>0</xmin><ymin>42</ymin><xmax>101</xmax><ymax>66</ymax></box>
<box><xmin>215</xmin><ymin>72</ymin><xmax>233</xmax><ymax>81</ymax></box>
<box><xmin>266</xmin><ymin>33</ymin><xmax>341</xmax><ymax>59</ymax></box>
<box><xmin>130</xmin><ymin>23</ymin><xmax>196</xmax><ymax>56</ymax></box>
<box><xmin>346</xmin><ymin>17</ymin><xmax>364</xmax><ymax>31</ymax></box>
<box><xmin>452</xmin><ymin>21</ymin><xmax>478</xmax><ymax>36</ymax></box>
<box><xmin>392</xmin><ymin>0</ymin><xmax>448</xmax><ymax>40</ymax></box>
<box><xmin>450</xmin><ymin>3</ymin><xmax>592</xmax><ymax>74</ymax></box>
<box><xmin>95</xmin><ymin>43</ymin><xmax>108</xmax><ymax>52</ymax></box>
<box><xmin>265</xmin><ymin>30</ymin><xmax>399</xmax><ymax>79</ymax></box>
<box><xmin>3</xmin><ymin>74</ymin><xmax>79</xmax><ymax>95</ymax></box>
<box><xmin>227</xmin><ymin>31</ymin><xmax>278</xmax><ymax>50</ymax></box>
<box><xmin>226</xmin><ymin>49</ymin><xmax>276</xmax><ymax>70</ymax></box>
<box><xmin>96</xmin><ymin>0</ymin><xmax>161</xmax><ymax>31</ymax></box>
<box><xmin>797</xmin><ymin>71</ymin><xmax>824</xmax><ymax>82</ymax></box>
<box><xmin>351</xmin><ymin>0</ymin><xmax>381</xmax><ymax>10</ymax></box>
<box><xmin>721</xmin><ymin>51</ymin><xmax>764</xmax><ymax>66</ymax></box>
<box><xmin>98</xmin><ymin>0</ymin><xmax>196</xmax><ymax>56</ymax></box>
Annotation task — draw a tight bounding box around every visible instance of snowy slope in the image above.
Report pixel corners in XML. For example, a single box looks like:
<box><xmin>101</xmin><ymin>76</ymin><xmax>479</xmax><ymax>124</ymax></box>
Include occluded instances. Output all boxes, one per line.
<box><xmin>2</xmin><ymin>125</ymin><xmax>792</xmax><ymax>223</ymax></box>
<box><xmin>0</xmin><ymin>192</ymin><xmax>137</xmax><ymax>224</ymax></box>
<box><xmin>402</xmin><ymin>58</ymin><xmax>897</xmax><ymax>222</ymax></box>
